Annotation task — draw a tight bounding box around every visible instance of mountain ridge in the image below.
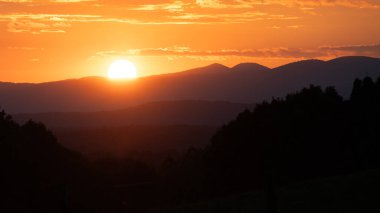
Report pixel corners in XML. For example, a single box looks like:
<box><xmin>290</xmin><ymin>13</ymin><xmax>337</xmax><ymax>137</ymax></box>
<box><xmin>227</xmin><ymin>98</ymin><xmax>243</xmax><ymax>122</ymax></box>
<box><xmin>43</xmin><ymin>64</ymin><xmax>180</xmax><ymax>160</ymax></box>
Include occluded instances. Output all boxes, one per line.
<box><xmin>2</xmin><ymin>56</ymin><xmax>379</xmax><ymax>84</ymax></box>
<box><xmin>1</xmin><ymin>56</ymin><xmax>380</xmax><ymax>113</ymax></box>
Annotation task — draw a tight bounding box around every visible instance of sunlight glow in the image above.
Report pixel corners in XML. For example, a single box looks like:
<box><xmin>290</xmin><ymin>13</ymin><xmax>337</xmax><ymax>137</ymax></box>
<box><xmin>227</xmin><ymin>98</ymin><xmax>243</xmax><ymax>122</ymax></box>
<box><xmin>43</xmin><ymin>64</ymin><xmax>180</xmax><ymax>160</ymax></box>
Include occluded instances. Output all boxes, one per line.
<box><xmin>108</xmin><ymin>60</ymin><xmax>137</xmax><ymax>80</ymax></box>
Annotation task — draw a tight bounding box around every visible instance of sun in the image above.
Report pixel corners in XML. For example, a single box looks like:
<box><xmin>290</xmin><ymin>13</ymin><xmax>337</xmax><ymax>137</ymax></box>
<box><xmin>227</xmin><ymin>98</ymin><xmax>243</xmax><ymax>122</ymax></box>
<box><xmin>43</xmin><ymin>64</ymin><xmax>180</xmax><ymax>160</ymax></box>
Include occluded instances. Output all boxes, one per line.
<box><xmin>108</xmin><ymin>60</ymin><xmax>138</xmax><ymax>80</ymax></box>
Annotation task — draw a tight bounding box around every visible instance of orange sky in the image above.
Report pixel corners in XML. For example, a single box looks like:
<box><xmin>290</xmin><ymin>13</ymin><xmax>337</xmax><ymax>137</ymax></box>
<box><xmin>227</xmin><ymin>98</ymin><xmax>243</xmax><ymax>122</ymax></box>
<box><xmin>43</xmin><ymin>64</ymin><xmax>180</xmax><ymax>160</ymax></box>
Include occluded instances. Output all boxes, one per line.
<box><xmin>1</xmin><ymin>0</ymin><xmax>380</xmax><ymax>82</ymax></box>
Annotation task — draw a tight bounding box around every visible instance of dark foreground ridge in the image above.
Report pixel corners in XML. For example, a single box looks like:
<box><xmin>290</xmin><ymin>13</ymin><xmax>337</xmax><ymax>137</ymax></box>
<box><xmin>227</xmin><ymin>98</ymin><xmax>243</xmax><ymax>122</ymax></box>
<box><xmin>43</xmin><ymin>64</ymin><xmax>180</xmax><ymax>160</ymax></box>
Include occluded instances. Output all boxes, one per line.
<box><xmin>1</xmin><ymin>76</ymin><xmax>380</xmax><ymax>212</ymax></box>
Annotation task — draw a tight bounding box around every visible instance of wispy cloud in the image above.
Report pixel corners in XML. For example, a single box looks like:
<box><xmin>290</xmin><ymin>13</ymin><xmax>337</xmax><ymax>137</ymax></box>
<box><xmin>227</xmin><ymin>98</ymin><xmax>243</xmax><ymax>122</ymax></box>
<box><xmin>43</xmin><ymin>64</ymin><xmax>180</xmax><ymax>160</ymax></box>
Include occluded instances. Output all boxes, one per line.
<box><xmin>93</xmin><ymin>44</ymin><xmax>380</xmax><ymax>60</ymax></box>
<box><xmin>0</xmin><ymin>14</ymin><xmax>97</xmax><ymax>33</ymax></box>
<box><xmin>195</xmin><ymin>0</ymin><xmax>231</xmax><ymax>8</ymax></box>
<box><xmin>131</xmin><ymin>1</ymin><xmax>189</xmax><ymax>12</ymax></box>
<box><xmin>0</xmin><ymin>9</ymin><xmax>301</xmax><ymax>32</ymax></box>
<box><xmin>0</xmin><ymin>0</ymin><xmax>93</xmax><ymax>2</ymax></box>
<box><xmin>169</xmin><ymin>11</ymin><xmax>299</xmax><ymax>23</ymax></box>
<box><xmin>0</xmin><ymin>0</ymin><xmax>309</xmax><ymax>27</ymax></box>
<box><xmin>94</xmin><ymin>46</ymin><xmax>323</xmax><ymax>58</ymax></box>
<box><xmin>321</xmin><ymin>44</ymin><xmax>380</xmax><ymax>56</ymax></box>
<box><xmin>240</xmin><ymin>0</ymin><xmax>380</xmax><ymax>9</ymax></box>
<box><xmin>0</xmin><ymin>13</ymin><xmax>160</xmax><ymax>33</ymax></box>
<box><xmin>9</xmin><ymin>0</ymin><xmax>377</xmax><ymax>31</ymax></box>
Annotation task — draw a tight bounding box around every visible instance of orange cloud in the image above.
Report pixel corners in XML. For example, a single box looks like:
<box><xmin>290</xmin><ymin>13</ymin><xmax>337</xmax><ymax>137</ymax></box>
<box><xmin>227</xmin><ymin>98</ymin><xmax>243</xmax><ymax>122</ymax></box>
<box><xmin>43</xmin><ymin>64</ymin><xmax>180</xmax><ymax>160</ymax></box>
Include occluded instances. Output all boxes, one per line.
<box><xmin>240</xmin><ymin>0</ymin><xmax>380</xmax><ymax>8</ymax></box>
<box><xmin>131</xmin><ymin>1</ymin><xmax>189</xmax><ymax>12</ymax></box>
<box><xmin>94</xmin><ymin>44</ymin><xmax>380</xmax><ymax>60</ymax></box>
<box><xmin>0</xmin><ymin>14</ymin><xmax>101</xmax><ymax>33</ymax></box>
<box><xmin>8</xmin><ymin>0</ymin><xmax>377</xmax><ymax>28</ymax></box>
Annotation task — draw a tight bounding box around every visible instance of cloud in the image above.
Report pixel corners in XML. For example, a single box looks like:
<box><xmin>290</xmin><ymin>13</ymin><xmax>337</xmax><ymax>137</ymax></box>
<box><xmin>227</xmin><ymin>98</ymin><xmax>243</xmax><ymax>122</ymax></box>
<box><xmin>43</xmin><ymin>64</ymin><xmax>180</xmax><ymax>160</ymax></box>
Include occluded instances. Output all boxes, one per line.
<box><xmin>0</xmin><ymin>0</ymin><xmax>93</xmax><ymax>2</ymax></box>
<box><xmin>1</xmin><ymin>14</ymin><xmax>95</xmax><ymax>33</ymax></box>
<box><xmin>131</xmin><ymin>1</ymin><xmax>189</xmax><ymax>12</ymax></box>
<box><xmin>191</xmin><ymin>0</ymin><xmax>380</xmax><ymax>9</ymax></box>
<box><xmin>321</xmin><ymin>44</ymin><xmax>380</xmax><ymax>56</ymax></box>
<box><xmin>287</xmin><ymin>25</ymin><xmax>303</xmax><ymax>29</ymax></box>
<box><xmin>7</xmin><ymin>19</ymin><xmax>65</xmax><ymax>33</ymax></box>
<box><xmin>0</xmin><ymin>13</ymin><xmax>176</xmax><ymax>33</ymax></box>
<box><xmin>3</xmin><ymin>0</ymin><xmax>378</xmax><ymax>8</ymax></box>
<box><xmin>169</xmin><ymin>11</ymin><xmax>299</xmax><ymax>23</ymax></box>
<box><xmin>93</xmin><ymin>44</ymin><xmax>380</xmax><ymax>60</ymax></box>
<box><xmin>242</xmin><ymin>0</ymin><xmax>380</xmax><ymax>9</ymax></box>
<box><xmin>0</xmin><ymin>9</ymin><xmax>301</xmax><ymax>29</ymax></box>
<box><xmin>94</xmin><ymin>46</ymin><xmax>320</xmax><ymax>58</ymax></box>
<box><xmin>195</xmin><ymin>0</ymin><xmax>227</xmax><ymax>8</ymax></box>
<box><xmin>0</xmin><ymin>0</ymin><xmax>378</xmax><ymax>29</ymax></box>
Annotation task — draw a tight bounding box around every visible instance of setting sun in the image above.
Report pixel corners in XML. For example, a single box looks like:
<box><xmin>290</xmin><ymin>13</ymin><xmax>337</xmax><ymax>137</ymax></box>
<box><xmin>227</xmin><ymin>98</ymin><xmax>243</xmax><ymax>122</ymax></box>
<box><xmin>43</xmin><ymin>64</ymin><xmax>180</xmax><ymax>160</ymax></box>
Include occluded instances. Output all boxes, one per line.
<box><xmin>108</xmin><ymin>60</ymin><xmax>137</xmax><ymax>80</ymax></box>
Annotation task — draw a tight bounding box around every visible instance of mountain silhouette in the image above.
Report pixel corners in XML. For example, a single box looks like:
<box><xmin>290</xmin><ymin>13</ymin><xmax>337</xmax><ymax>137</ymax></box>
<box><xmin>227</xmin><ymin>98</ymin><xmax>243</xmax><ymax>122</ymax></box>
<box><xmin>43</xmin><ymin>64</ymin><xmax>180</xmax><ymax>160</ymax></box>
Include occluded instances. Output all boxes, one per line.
<box><xmin>231</xmin><ymin>62</ymin><xmax>270</xmax><ymax>73</ymax></box>
<box><xmin>175</xmin><ymin>63</ymin><xmax>231</xmax><ymax>75</ymax></box>
<box><xmin>1</xmin><ymin>56</ymin><xmax>380</xmax><ymax>113</ymax></box>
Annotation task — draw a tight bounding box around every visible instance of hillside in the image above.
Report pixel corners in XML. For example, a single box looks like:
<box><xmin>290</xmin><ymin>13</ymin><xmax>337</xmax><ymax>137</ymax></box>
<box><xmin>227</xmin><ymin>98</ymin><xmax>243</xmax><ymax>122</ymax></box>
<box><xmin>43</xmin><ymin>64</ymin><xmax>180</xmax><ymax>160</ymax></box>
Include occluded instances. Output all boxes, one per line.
<box><xmin>13</xmin><ymin>100</ymin><xmax>253</xmax><ymax>128</ymax></box>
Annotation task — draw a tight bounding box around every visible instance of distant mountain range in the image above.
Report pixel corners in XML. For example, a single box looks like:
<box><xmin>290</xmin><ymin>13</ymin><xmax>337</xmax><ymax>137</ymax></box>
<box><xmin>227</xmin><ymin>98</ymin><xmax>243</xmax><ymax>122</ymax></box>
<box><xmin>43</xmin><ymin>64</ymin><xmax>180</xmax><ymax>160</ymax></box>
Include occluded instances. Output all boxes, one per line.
<box><xmin>1</xmin><ymin>56</ymin><xmax>380</xmax><ymax>113</ymax></box>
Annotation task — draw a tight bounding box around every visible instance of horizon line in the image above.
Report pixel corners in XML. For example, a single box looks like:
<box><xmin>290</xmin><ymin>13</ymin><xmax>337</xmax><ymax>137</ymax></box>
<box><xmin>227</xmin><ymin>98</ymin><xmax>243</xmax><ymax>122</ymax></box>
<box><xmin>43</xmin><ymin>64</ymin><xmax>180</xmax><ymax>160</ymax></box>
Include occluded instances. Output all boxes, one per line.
<box><xmin>2</xmin><ymin>55</ymin><xmax>378</xmax><ymax>84</ymax></box>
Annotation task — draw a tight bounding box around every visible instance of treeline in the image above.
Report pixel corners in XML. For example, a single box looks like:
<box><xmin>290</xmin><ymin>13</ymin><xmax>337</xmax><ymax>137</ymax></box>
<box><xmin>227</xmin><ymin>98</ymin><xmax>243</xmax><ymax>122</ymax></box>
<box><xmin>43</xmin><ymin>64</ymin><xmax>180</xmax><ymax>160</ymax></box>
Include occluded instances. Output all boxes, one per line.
<box><xmin>161</xmin><ymin>77</ymin><xmax>380</xmax><ymax>201</ymax></box>
<box><xmin>0</xmin><ymin>113</ymin><xmax>157</xmax><ymax>212</ymax></box>
<box><xmin>1</xmin><ymin>77</ymin><xmax>380</xmax><ymax>212</ymax></box>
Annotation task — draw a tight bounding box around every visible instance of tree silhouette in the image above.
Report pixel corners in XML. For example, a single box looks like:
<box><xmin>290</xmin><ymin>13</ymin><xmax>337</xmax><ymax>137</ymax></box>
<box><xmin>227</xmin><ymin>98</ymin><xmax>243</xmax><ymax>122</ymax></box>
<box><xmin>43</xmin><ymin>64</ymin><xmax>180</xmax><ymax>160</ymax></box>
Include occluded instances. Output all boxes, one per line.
<box><xmin>0</xmin><ymin>111</ymin><xmax>83</xmax><ymax>212</ymax></box>
<box><xmin>0</xmin><ymin>110</ymin><xmax>158</xmax><ymax>212</ymax></box>
<box><xmin>201</xmin><ymin>78</ymin><xmax>380</xmax><ymax>197</ymax></box>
